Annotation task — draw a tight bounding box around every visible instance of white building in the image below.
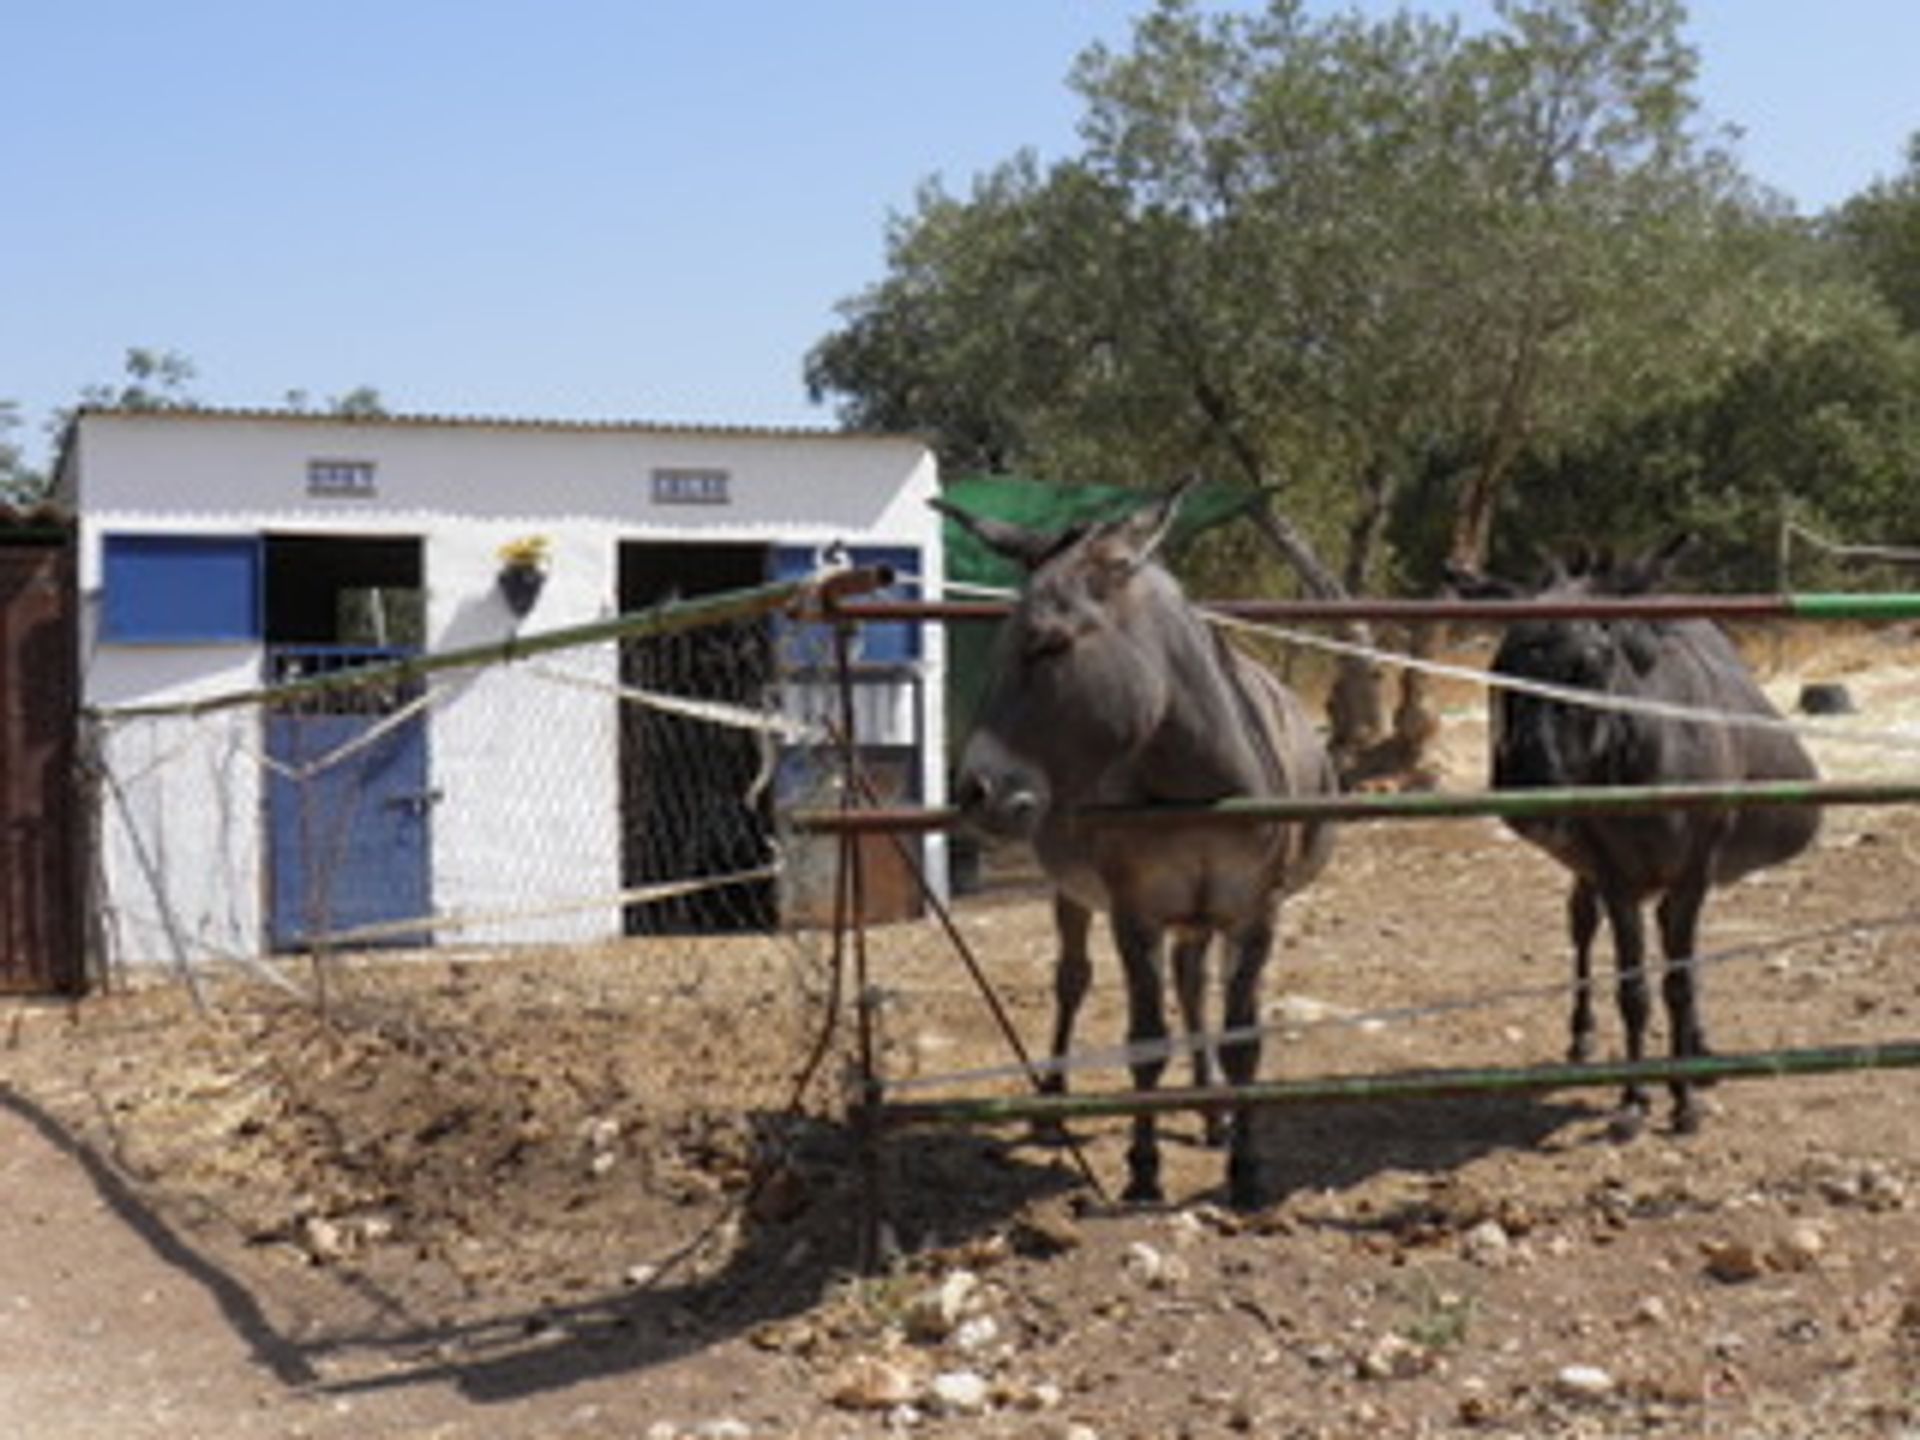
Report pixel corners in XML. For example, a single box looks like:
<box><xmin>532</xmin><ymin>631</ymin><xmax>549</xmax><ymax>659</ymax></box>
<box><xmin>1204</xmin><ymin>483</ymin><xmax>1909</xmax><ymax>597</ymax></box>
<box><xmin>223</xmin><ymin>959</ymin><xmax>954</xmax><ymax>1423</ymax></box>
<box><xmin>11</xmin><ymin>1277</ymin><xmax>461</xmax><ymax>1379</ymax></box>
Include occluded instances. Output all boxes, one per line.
<box><xmin>54</xmin><ymin>408</ymin><xmax>944</xmax><ymax>966</ymax></box>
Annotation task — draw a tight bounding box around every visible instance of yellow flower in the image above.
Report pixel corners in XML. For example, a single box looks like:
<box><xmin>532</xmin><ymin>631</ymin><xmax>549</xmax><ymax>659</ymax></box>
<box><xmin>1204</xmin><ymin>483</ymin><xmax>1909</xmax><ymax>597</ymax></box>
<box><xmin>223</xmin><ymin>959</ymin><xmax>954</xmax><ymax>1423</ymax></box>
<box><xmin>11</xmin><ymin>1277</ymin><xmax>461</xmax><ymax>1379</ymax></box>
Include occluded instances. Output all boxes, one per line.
<box><xmin>497</xmin><ymin>534</ymin><xmax>551</xmax><ymax>571</ymax></box>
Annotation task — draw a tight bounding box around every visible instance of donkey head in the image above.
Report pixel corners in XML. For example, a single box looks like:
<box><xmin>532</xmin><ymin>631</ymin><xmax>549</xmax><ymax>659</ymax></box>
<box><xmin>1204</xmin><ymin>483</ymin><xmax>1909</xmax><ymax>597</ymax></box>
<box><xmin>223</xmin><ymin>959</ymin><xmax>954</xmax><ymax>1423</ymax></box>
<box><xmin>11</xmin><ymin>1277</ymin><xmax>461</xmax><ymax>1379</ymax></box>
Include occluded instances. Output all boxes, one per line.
<box><xmin>935</xmin><ymin>481</ymin><xmax>1193</xmax><ymax>838</ymax></box>
<box><xmin>1481</xmin><ymin>534</ymin><xmax>1694</xmax><ymax>788</ymax></box>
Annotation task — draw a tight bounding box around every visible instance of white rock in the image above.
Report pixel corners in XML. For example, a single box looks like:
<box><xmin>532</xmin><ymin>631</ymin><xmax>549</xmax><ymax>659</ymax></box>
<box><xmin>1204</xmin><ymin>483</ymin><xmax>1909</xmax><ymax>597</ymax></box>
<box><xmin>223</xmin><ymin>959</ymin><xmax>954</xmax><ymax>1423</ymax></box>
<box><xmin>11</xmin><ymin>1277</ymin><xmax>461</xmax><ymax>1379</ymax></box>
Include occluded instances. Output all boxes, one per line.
<box><xmin>1123</xmin><ymin>1241</ymin><xmax>1189</xmax><ymax>1289</ymax></box>
<box><xmin>1770</xmin><ymin>1222</ymin><xmax>1828</xmax><ymax>1272</ymax></box>
<box><xmin>583</xmin><ymin>1115</ymin><xmax>621</xmax><ymax>1150</ymax></box>
<box><xmin>953</xmin><ymin>1315</ymin><xmax>1000</xmax><ymax>1353</ymax></box>
<box><xmin>1554</xmin><ymin>1363</ymin><xmax>1615</xmax><ymax>1400</ymax></box>
<box><xmin>695</xmin><ymin>1422</ymin><xmax>752</xmax><ymax>1440</ymax></box>
<box><xmin>928</xmin><ymin>1369</ymin><xmax>991</xmax><ymax>1414</ymax></box>
<box><xmin>1461</xmin><ymin>1219</ymin><xmax>1511</xmax><ymax>1265</ymax></box>
<box><xmin>905</xmin><ymin>1270</ymin><xmax>980</xmax><ymax>1342</ymax></box>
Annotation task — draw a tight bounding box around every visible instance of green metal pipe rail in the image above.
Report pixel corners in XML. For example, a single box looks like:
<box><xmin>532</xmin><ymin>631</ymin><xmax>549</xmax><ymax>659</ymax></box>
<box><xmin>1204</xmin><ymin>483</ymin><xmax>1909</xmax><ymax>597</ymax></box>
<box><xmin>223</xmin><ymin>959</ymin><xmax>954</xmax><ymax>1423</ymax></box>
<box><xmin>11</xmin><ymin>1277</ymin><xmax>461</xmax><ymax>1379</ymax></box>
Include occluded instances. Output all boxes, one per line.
<box><xmin>872</xmin><ymin>1041</ymin><xmax>1920</xmax><ymax>1129</ymax></box>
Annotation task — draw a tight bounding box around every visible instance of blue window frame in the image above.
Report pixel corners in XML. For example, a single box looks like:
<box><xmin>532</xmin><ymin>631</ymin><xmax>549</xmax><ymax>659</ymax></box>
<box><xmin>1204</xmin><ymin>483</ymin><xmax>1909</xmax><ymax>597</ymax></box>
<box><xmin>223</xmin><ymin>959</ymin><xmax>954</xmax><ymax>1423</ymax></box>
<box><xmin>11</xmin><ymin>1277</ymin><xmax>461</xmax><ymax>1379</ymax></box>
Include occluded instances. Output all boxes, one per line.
<box><xmin>102</xmin><ymin>534</ymin><xmax>263</xmax><ymax>644</ymax></box>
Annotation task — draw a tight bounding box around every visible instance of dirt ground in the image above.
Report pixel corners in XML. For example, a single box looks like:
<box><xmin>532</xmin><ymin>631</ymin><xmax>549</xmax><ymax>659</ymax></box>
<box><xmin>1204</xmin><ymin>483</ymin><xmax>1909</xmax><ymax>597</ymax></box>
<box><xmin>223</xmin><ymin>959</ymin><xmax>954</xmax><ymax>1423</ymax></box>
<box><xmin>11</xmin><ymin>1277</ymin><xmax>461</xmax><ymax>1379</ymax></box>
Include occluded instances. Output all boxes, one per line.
<box><xmin>8</xmin><ymin>629</ymin><xmax>1920</xmax><ymax>1438</ymax></box>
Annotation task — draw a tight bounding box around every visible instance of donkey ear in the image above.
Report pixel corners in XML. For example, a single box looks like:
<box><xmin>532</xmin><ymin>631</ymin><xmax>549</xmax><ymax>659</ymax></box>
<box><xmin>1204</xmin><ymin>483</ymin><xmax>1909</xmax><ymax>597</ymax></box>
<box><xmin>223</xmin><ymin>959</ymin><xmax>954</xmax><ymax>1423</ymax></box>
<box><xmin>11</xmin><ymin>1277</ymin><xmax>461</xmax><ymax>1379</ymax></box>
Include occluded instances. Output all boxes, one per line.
<box><xmin>1111</xmin><ymin>475</ymin><xmax>1199</xmax><ymax>564</ymax></box>
<box><xmin>929</xmin><ymin>497</ymin><xmax>1061</xmax><ymax>571</ymax></box>
<box><xmin>1613</xmin><ymin>532</ymin><xmax>1695</xmax><ymax>595</ymax></box>
<box><xmin>1442</xmin><ymin>563</ymin><xmax>1519</xmax><ymax>600</ymax></box>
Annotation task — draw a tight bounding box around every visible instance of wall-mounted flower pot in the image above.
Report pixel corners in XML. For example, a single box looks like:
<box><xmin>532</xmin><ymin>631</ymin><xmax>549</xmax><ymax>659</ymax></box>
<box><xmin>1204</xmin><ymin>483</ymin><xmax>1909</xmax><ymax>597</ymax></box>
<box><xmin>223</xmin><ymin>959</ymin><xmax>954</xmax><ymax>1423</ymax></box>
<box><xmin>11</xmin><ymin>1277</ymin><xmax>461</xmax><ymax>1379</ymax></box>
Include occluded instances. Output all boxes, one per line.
<box><xmin>497</xmin><ymin>564</ymin><xmax>546</xmax><ymax>618</ymax></box>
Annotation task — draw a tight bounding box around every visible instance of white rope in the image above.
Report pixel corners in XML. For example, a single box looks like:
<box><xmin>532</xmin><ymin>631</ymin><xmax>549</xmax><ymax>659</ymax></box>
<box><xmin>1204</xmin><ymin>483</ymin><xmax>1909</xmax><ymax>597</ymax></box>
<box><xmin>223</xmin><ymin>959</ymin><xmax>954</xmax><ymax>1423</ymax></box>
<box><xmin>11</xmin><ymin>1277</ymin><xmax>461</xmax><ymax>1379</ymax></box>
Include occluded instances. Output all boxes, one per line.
<box><xmin>1202</xmin><ymin>607</ymin><xmax>1920</xmax><ymax>756</ymax></box>
<box><xmin>1785</xmin><ymin>519</ymin><xmax>1920</xmax><ymax>567</ymax></box>
<box><xmin>943</xmin><ymin>576</ymin><xmax>1920</xmax><ymax>754</ymax></box>
<box><xmin>522</xmin><ymin>658</ymin><xmax>824</xmax><ymax>743</ymax></box>
<box><xmin>291</xmin><ymin>865</ymin><xmax>785</xmax><ymax>948</ymax></box>
<box><xmin>883</xmin><ymin>903</ymin><xmax>1920</xmax><ymax>1095</ymax></box>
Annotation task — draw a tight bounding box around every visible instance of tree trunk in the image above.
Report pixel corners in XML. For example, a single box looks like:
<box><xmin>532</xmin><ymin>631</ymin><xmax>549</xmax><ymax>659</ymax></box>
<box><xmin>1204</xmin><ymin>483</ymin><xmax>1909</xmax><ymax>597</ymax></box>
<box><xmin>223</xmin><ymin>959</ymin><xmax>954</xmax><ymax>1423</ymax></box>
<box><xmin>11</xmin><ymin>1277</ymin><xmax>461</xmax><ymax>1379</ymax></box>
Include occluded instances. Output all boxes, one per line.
<box><xmin>1245</xmin><ymin>498</ymin><xmax>1386</xmax><ymax>770</ymax></box>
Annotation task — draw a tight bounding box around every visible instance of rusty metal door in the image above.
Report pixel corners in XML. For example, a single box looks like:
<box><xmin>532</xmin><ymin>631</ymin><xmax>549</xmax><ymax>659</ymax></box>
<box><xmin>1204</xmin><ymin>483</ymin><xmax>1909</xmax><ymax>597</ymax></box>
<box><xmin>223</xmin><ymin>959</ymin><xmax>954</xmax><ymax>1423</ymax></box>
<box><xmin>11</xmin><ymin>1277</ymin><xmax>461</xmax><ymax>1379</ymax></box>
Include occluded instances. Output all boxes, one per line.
<box><xmin>0</xmin><ymin>541</ymin><xmax>83</xmax><ymax>994</ymax></box>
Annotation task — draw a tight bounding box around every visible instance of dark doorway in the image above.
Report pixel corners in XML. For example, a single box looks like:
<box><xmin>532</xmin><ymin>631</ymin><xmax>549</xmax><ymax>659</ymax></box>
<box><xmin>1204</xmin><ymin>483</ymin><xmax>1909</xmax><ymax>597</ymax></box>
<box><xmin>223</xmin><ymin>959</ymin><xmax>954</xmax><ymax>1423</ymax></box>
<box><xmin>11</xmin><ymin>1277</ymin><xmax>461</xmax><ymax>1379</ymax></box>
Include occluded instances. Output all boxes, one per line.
<box><xmin>264</xmin><ymin>534</ymin><xmax>424</xmax><ymax>648</ymax></box>
<box><xmin>618</xmin><ymin>542</ymin><xmax>777</xmax><ymax>933</ymax></box>
<box><xmin>0</xmin><ymin>538</ymin><xmax>83</xmax><ymax>994</ymax></box>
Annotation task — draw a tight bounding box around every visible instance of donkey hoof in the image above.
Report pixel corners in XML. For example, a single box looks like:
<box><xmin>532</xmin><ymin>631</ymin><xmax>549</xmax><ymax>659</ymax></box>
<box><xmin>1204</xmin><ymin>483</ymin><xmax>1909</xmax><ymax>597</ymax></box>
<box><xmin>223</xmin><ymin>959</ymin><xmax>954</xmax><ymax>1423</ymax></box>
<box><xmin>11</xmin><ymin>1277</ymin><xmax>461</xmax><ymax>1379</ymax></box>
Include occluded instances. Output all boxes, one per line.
<box><xmin>1227</xmin><ymin>1152</ymin><xmax>1269</xmax><ymax>1211</ymax></box>
<box><xmin>1121</xmin><ymin>1177</ymin><xmax>1166</xmax><ymax>1207</ymax></box>
<box><xmin>1566</xmin><ymin>1034</ymin><xmax>1597</xmax><ymax>1065</ymax></box>
<box><xmin>1671</xmin><ymin>1095</ymin><xmax>1709</xmax><ymax>1136</ymax></box>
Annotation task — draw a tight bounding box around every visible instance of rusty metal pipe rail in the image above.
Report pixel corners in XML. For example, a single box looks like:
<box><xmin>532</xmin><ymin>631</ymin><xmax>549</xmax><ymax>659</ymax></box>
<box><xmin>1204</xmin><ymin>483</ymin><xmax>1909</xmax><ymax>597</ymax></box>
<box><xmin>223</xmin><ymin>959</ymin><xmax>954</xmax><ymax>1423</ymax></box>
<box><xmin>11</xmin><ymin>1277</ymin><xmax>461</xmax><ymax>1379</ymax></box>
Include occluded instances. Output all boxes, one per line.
<box><xmin>841</xmin><ymin>592</ymin><xmax>1920</xmax><ymax>625</ymax></box>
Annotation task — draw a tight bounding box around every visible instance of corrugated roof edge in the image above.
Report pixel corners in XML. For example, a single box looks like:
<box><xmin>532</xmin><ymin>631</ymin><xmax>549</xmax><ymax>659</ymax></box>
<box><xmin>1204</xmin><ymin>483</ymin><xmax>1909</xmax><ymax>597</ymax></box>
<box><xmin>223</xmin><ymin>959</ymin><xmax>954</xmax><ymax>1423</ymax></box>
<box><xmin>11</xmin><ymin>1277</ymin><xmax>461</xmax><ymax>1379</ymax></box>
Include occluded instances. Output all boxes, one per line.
<box><xmin>65</xmin><ymin>404</ymin><xmax>922</xmax><ymax>442</ymax></box>
<box><xmin>54</xmin><ymin>405</ymin><xmax>933</xmax><ymax>479</ymax></box>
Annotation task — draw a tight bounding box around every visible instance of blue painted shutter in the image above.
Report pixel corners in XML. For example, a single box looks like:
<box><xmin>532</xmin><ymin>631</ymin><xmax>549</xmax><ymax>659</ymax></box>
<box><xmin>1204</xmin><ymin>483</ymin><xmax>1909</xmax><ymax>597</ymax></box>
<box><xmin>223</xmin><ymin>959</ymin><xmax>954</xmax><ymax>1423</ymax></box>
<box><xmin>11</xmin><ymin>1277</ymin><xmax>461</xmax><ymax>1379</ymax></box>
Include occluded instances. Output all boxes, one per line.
<box><xmin>102</xmin><ymin>534</ymin><xmax>262</xmax><ymax>643</ymax></box>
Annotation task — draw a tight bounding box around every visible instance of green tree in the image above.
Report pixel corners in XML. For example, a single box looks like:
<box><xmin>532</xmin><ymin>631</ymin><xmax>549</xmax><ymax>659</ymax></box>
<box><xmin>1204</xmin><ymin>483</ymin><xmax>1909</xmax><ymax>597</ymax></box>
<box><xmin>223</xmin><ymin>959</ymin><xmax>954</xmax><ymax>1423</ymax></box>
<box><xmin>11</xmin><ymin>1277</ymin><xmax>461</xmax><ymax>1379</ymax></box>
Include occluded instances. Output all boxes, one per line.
<box><xmin>0</xmin><ymin>401</ymin><xmax>44</xmax><ymax>504</ymax></box>
<box><xmin>1829</xmin><ymin>132</ymin><xmax>1920</xmax><ymax>334</ymax></box>
<box><xmin>79</xmin><ymin>346</ymin><xmax>201</xmax><ymax>411</ymax></box>
<box><xmin>810</xmin><ymin>0</ymin><xmax>1774</xmax><ymax>766</ymax></box>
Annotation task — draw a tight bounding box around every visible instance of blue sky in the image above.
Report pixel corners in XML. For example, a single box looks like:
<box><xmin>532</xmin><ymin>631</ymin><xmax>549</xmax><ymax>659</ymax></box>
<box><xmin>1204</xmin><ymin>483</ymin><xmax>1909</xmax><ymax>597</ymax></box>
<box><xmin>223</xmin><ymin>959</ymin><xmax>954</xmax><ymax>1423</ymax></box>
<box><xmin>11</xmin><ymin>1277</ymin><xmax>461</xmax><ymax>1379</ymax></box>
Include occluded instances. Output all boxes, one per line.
<box><xmin>7</xmin><ymin>2</ymin><xmax>1917</xmax><ymax>470</ymax></box>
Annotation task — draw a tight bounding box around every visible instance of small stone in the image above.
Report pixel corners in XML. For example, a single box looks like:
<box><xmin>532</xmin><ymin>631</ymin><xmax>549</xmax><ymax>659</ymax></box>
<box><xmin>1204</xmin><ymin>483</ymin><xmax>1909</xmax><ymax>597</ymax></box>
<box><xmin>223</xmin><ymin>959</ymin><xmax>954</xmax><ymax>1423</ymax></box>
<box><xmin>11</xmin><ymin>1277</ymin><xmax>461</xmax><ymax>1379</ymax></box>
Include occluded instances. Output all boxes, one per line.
<box><xmin>695</xmin><ymin>1421</ymin><xmax>752</xmax><ymax>1439</ymax></box>
<box><xmin>1461</xmin><ymin>1220</ymin><xmax>1511</xmax><ymax>1266</ymax></box>
<box><xmin>1554</xmin><ymin>1363</ymin><xmax>1615</xmax><ymax>1401</ymax></box>
<box><xmin>828</xmin><ymin>1356</ymin><xmax>923</xmax><ymax>1411</ymax></box>
<box><xmin>583</xmin><ymin>1115</ymin><xmax>621</xmax><ymax>1150</ymax></box>
<box><xmin>927</xmin><ymin>1369</ymin><xmax>991</xmax><ymax>1415</ymax></box>
<box><xmin>1632</xmin><ymin>1296</ymin><xmax>1672</xmax><ymax>1328</ymax></box>
<box><xmin>1769</xmin><ymin>1222</ymin><xmax>1828</xmax><ymax>1272</ymax></box>
<box><xmin>953</xmin><ymin>1315</ymin><xmax>999</xmax><ymax>1353</ymax></box>
<box><xmin>905</xmin><ymin>1270</ymin><xmax>980</xmax><ymax>1342</ymax></box>
<box><xmin>1358</xmin><ymin>1332</ymin><xmax>1431</xmax><ymax>1381</ymax></box>
<box><xmin>1123</xmin><ymin>1241</ymin><xmax>1189</xmax><ymax>1290</ymax></box>
<box><xmin>300</xmin><ymin>1216</ymin><xmax>347</xmax><ymax>1263</ymax></box>
<box><xmin>1702</xmin><ymin>1238</ymin><xmax>1766</xmax><ymax>1283</ymax></box>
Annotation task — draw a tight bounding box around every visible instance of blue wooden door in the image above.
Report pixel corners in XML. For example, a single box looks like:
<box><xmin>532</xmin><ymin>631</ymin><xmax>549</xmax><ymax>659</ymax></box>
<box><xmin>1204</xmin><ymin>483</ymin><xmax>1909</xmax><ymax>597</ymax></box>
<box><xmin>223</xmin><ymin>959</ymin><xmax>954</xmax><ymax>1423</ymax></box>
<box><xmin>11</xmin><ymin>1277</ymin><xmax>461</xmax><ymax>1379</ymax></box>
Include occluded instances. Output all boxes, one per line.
<box><xmin>266</xmin><ymin>648</ymin><xmax>432</xmax><ymax>949</ymax></box>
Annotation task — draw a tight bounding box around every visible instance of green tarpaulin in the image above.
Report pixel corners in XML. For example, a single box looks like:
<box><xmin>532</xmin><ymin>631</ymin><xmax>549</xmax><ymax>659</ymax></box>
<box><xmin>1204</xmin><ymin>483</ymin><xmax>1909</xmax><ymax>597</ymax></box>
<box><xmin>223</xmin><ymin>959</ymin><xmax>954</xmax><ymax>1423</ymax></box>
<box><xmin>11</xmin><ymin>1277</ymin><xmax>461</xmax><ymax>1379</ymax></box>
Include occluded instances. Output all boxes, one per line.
<box><xmin>938</xmin><ymin>473</ymin><xmax>1262</xmax><ymax>592</ymax></box>
<box><xmin>936</xmin><ymin>475</ymin><xmax>1262</xmax><ymax>763</ymax></box>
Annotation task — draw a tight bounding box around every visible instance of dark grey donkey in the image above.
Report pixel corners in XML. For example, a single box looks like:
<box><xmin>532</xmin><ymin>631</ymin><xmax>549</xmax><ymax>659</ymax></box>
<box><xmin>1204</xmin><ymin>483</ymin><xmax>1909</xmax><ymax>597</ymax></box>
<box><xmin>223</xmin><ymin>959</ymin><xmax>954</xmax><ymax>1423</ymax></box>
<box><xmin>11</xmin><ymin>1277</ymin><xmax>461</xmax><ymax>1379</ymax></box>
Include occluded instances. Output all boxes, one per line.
<box><xmin>1461</xmin><ymin>539</ymin><xmax>1820</xmax><ymax>1137</ymax></box>
<box><xmin>937</xmin><ymin>484</ymin><xmax>1337</xmax><ymax>1206</ymax></box>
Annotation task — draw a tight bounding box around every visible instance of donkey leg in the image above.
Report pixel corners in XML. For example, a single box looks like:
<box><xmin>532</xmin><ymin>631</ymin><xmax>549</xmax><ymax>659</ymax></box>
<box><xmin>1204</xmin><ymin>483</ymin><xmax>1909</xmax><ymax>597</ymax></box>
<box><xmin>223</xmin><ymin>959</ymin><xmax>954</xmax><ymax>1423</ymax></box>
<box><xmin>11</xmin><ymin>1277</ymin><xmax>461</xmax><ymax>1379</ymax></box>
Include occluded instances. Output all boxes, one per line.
<box><xmin>1035</xmin><ymin>893</ymin><xmax>1094</xmax><ymax>1146</ymax></box>
<box><xmin>1219</xmin><ymin>919</ymin><xmax>1276</xmax><ymax>1209</ymax></box>
<box><xmin>1171</xmin><ymin>931</ymin><xmax>1227</xmax><ymax>1146</ymax></box>
<box><xmin>1600</xmin><ymin>889</ymin><xmax>1653</xmax><ymax>1140</ymax></box>
<box><xmin>1567</xmin><ymin>879</ymin><xmax>1602</xmax><ymax>1063</ymax></box>
<box><xmin>1112</xmin><ymin>912</ymin><xmax>1171</xmax><ymax>1204</ymax></box>
<box><xmin>1656</xmin><ymin>874</ymin><xmax>1713</xmax><ymax>1135</ymax></box>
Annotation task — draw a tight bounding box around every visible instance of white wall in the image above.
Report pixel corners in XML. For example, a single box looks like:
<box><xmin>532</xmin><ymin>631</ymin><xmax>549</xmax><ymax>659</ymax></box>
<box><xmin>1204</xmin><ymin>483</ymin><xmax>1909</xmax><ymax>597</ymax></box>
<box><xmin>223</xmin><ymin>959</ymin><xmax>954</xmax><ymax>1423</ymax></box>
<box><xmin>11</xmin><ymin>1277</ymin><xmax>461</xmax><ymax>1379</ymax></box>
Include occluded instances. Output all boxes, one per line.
<box><xmin>73</xmin><ymin>411</ymin><xmax>945</xmax><ymax>961</ymax></box>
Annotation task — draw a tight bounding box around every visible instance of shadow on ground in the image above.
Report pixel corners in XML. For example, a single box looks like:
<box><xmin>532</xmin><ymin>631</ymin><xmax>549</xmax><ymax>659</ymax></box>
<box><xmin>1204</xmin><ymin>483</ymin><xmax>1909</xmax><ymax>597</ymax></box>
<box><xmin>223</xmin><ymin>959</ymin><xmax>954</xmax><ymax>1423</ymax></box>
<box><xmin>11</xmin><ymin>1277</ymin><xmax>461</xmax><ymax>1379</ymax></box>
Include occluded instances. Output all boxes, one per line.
<box><xmin>3</xmin><ymin>1076</ymin><xmax>1602</xmax><ymax>1412</ymax></box>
